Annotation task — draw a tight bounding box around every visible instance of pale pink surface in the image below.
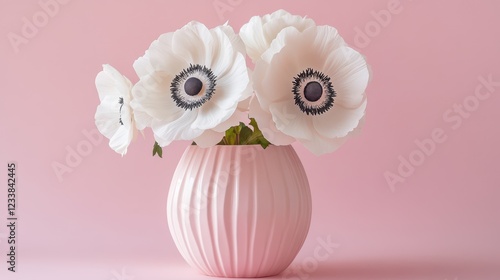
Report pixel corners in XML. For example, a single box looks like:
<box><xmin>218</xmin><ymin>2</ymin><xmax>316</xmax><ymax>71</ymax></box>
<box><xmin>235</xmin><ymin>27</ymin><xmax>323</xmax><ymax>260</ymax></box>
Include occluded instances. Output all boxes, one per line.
<box><xmin>1</xmin><ymin>0</ymin><xmax>500</xmax><ymax>279</ymax></box>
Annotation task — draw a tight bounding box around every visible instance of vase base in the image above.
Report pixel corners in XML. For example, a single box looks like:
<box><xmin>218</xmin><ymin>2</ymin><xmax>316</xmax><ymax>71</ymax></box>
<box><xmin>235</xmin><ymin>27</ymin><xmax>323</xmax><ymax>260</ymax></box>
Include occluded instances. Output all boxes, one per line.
<box><xmin>198</xmin><ymin>270</ymin><xmax>284</xmax><ymax>278</ymax></box>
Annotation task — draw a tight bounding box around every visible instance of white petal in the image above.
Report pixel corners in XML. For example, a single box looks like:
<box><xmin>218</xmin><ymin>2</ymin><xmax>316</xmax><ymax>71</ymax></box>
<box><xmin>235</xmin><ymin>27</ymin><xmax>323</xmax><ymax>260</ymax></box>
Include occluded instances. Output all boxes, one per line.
<box><xmin>249</xmin><ymin>97</ymin><xmax>295</xmax><ymax>145</ymax></box>
<box><xmin>210</xmin><ymin>69</ymin><xmax>253</xmax><ymax>133</ymax></box>
<box><xmin>109</xmin><ymin>124</ymin><xmax>133</xmax><ymax>156</ymax></box>
<box><xmin>240</xmin><ymin>9</ymin><xmax>315</xmax><ymax>62</ymax></box>
<box><xmin>193</xmin><ymin>129</ymin><xmax>225</xmax><ymax>148</ymax></box>
<box><xmin>211</xmin><ymin>53</ymin><xmax>250</xmax><ymax>109</ymax></box>
<box><xmin>95</xmin><ymin>64</ymin><xmax>132</xmax><ymax>101</ymax></box>
<box><xmin>262</xmin><ymin>16</ymin><xmax>314</xmax><ymax>55</ymax></box>
<box><xmin>269</xmin><ymin>100</ymin><xmax>315</xmax><ymax>141</ymax></box>
<box><xmin>206</xmin><ymin>26</ymin><xmax>236</xmax><ymax>77</ymax></box>
<box><xmin>253</xmin><ymin>27</ymin><xmax>320</xmax><ymax>110</ymax></box>
<box><xmin>95</xmin><ymin>97</ymin><xmax>135</xmax><ymax>156</ymax></box>
<box><xmin>212</xmin><ymin>96</ymin><xmax>252</xmax><ymax>132</ymax></box>
<box><xmin>313</xmin><ymin>25</ymin><xmax>346</xmax><ymax>59</ymax></box>
<box><xmin>219</xmin><ymin>24</ymin><xmax>246</xmax><ymax>55</ymax></box>
<box><xmin>300</xmin><ymin>134</ymin><xmax>348</xmax><ymax>156</ymax></box>
<box><xmin>131</xmin><ymin>72</ymin><xmax>183</xmax><ymax>121</ymax></box>
<box><xmin>133</xmin><ymin>52</ymin><xmax>155</xmax><ymax>78</ymax></box>
<box><xmin>130</xmin><ymin>100</ymin><xmax>153</xmax><ymax>131</ymax></box>
<box><xmin>95</xmin><ymin>96</ymin><xmax>121</xmax><ymax>140</ymax></box>
<box><xmin>171</xmin><ymin>21</ymin><xmax>210</xmax><ymax>65</ymax></box>
<box><xmin>312</xmin><ymin>98</ymin><xmax>367</xmax><ymax>138</ymax></box>
<box><xmin>240</xmin><ymin>15</ymin><xmax>268</xmax><ymax>61</ymax></box>
<box><xmin>191</xmin><ymin>102</ymin><xmax>234</xmax><ymax>130</ymax></box>
<box><xmin>94</xmin><ymin>65</ymin><xmax>136</xmax><ymax>155</ymax></box>
<box><xmin>261</xmin><ymin>26</ymin><xmax>301</xmax><ymax>63</ymax></box>
<box><xmin>264</xmin><ymin>10</ymin><xmax>316</xmax><ymax>34</ymax></box>
<box><xmin>197</xmin><ymin>27</ymin><xmax>251</xmax><ymax>112</ymax></box>
<box><xmin>252</xmin><ymin>60</ymin><xmax>289</xmax><ymax>110</ymax></box>
<box><xmin>323</xmin><ymin>46</ymin><xmax>369</xmax><ymax>109</ymax></box>
<box><xmin>148</xmin><ymin>33</ymin><xmax>187</xmax><ymax>75</ymax></box>
<box><xmin>151</xmin><ymin>111</ymin><xmax>203</xmax><ymax>146</ymax></box>
<box><xmin>190</xmin><ymin>41</ymin><xmax>249</xmax><ymax>131</ymax></box>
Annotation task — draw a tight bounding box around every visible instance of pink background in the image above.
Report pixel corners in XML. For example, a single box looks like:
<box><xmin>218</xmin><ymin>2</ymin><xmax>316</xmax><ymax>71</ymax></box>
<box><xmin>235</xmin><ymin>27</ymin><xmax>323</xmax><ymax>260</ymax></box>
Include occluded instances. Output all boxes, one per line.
<box><xmin>1</xmin><ymin>0</ymin><xmax>500</xmax><ymax>279</ymax></box>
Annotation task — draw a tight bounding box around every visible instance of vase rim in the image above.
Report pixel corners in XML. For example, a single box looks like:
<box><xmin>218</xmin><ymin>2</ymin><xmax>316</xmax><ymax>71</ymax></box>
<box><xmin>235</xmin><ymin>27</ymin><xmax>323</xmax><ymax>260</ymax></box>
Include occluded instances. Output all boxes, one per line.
<box><xmin>189</xmin><ymin>144</ymin><xmax>293</xmax><ymax>148</ymax></box>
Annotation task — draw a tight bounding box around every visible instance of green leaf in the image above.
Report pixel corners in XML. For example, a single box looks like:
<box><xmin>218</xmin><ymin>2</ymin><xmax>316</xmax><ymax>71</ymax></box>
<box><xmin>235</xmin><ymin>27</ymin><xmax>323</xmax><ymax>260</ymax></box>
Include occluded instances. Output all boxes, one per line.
<box><xmin>249</xmin><ymin>118</ymin><xmax>261</xmax><ymax>133</ymax></box>
<box><xmin>238</xmin><ymin>126</ymin><xmax>253</xmax><ymax>144</ymax></box>
<box><xmin>256</xmin><ymin>135</ymin><xmax>271</xmax><ymax>149</ymax></box>
<box><xmin>225</xmin><ymin>127</ymin><xmax>237</xmax><ymax>145</ymax></box>
<box><xmin>235</xmin><ymin>122</ymin><xmax>244</xmax><ymax>134</ymax></box>
<box><xmin>217</xmin><ymin>118</ymin><xmax>272</xmax><ymax>147</ymax></box>
<box><xmin>216</xmin><ymin>137</ymin><xmax>226</xmax><ymax>145</ymax></box>
<box><xmin>246</xmin><ymin>118</ymin><xmax>271</xmax><ymax>149</ymax></box>
<box><xmin>152</xmin><ymin>141</ymin><xmax>163</xmax><ymax>158</ymax></box>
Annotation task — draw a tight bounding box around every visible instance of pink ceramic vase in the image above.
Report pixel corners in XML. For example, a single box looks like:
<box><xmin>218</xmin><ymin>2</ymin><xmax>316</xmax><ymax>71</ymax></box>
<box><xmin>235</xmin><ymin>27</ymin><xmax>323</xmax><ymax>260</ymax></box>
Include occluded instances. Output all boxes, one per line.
<box><xmin>167</xmin><ymin>145</ymin><xmax>312</xmax><ymax>277</ymax></box>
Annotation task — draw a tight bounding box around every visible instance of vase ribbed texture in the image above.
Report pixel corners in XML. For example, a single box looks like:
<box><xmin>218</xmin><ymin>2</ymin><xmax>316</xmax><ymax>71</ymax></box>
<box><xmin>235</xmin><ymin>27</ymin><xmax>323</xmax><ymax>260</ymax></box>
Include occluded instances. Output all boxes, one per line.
<box><xmin>167</xmin><ymin>145</ymin><xmax>312</xmax><ymax>278</ymax></box>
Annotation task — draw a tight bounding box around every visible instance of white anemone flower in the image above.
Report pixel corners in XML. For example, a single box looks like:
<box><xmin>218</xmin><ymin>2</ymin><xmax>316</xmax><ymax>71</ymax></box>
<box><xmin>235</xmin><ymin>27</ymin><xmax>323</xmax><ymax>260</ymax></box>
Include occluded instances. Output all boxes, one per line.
<box><xmin>250</xmin><ymin>25</ymin><xmax>370</xmax><ymax>155</ymax></box>
<box><xmin>95</xmin><ymin>64</ymin><xmax>136</xmax><ymax>156</ymax></box>
<box><xmin>239</xmin><ymin>9</ymin><xmax>316</xmax><ymax>62</ymax></box>
<box><xmin>131</xmin><ymin>21</ymin><xmax>251</xmax><ymax>148</ymax></box>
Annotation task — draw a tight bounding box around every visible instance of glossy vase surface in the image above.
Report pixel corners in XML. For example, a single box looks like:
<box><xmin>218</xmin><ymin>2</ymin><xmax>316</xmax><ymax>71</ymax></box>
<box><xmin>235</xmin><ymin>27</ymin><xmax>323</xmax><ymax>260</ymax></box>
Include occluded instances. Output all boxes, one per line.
<box><xmin>167</xmin><ymin>145</ymin><xmax>312</xmax><ymax>278</ymax></box>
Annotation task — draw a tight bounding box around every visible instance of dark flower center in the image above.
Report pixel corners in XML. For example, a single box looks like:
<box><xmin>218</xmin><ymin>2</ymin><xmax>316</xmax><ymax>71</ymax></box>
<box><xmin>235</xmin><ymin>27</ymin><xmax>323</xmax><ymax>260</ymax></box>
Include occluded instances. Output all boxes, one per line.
<box><xmin>184</xmin><ymin>77</ymin><xmax>203</xmax><ymax>96</ymax></box>
<box><xmin>171</xmin><ymin>64</ymin><xmax>217</xmax><ymax>110</ymax></box>
<box><xmin>292</xmin><ymin>68</ymin><xmax>336</xmax><ymax>116</ymax></box>
<box><xmin>304</xmin><ymin>81</ymin><xmax>322</xmax><ymax>102</ymax></box>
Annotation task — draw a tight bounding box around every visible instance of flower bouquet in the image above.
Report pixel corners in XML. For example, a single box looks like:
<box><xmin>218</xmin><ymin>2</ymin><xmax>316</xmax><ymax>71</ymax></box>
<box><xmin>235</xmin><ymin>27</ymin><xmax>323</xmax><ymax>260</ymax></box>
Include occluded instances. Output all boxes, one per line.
<box><xmin>95</xmin><ymin>9</ymin><xmax>369</xmax><ymax>278</ymax></box>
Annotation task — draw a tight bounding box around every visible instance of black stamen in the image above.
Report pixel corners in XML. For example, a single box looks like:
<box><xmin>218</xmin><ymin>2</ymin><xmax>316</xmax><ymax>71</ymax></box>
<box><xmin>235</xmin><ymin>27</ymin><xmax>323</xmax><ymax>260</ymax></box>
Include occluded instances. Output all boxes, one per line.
<box><xmin>292</xmin><ymin>68</ymin><xmax>335</xmax><ymax>115</ymax></box>
<box><xmin>118</xmin><ymin>97</ymin><xmax>124</xmax><ymax>125</ymax></box>
<box><xmin>170</xmin><ymin>64</ymin><xmax>217</xmax><ymax>110</ymax></box>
